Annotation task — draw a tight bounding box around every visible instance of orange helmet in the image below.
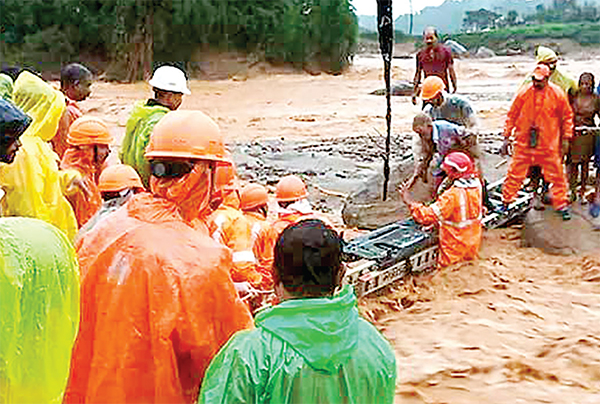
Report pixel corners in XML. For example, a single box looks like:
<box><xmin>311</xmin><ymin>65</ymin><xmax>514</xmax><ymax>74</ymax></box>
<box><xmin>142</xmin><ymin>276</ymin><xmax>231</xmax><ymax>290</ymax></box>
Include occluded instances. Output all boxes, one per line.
<box><xmin>276</xmin><ymin>175</ymin><xmax>308</xmax><ymax>202</ymax></box>
<box><xmin>240</xmin><ymin>183</ymin><xmax>268</xmax><ymax>210</ymax></box>
<box><xmin>420</xmin><ymin>76</ymin><xmax>445</xmax><ymax>101</ymax></box>
<box><xmin>67</xmin><ymin>116</ymin><xmax>113</xmax><ymax>146</ymax></box>
<box><xmin>442</xmin><ymin>151</ymin><xmax>475</xmax><ymax>179</ymax></box>
<box><xmin>145</xmin><ymin>110</ymin><xmax>228</xmax><ymax>162</ymax></box>
<box><xmin>98</xmin><ymin>164</ymin><xmax>144</xmax><ymax>192</ymax></box>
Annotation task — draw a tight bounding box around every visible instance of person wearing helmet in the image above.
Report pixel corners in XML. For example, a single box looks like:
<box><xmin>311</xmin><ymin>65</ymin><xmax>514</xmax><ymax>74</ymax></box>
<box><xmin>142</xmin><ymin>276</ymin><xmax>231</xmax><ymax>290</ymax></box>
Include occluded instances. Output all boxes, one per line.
<box><xmin>52</xmin><ymin>63</ymin><xmax>92</xmax><ymax>159</ymax></box>
<box><xmin>60</xmin><ymin>116</ymin><xmax>114</xmax><ymax>227</ymax></box>
<box><xmin>239</xmin><ymin>183</ymin><xmax>274</xmax><ymax>289</ymax></box>
<box><xmin>199</xmin><ymin>219</ymin><xmax>397</xmax><ymax>404</ymax></box>
<box><xmin>412</xmin><ymin>27</ymin><xmax>457</xmax><ymax>105</ymax></box>
<box><xmin>272</xmin><ymin>174</ymin><xmax>318</xmax><ymax>233</ymax></box>
<box><xmin>501</xmin><ymin>64</ymin><xmax>573</xmax><ymax>221</ymax></box>
<box><xmin>0</xmin><ymin>71</ymin><xmax>84</xmax><ymax>240</ymax></box>
<box><xmin>522</xmin><ymin>46</ymin><xmax>577</xmax><ymax>96</ymax></box>
<box><xmin>420</xmin><ymin>75</ymin><xmax>477</xmax><ymax>128</ymax></box>
<box><xmin>0</xmin><ymin>217</ymin><xmax>80</xmax><ymax>404</ymax></box>
<box><xmin>208</xmin><ymin>163</ymin><xmax>262</xmax><ymax>287</ymax></box>
<box><xmin>120</xmin><ymin>65</ymin><xmax>190</xmax><ymax>187</ymax></box>
<box><xmin>401</xmin><ymin>151</ymin><xmax>483</xmax><ymax>269</ymax></box>
<box><xmin>64</xmin><ymin>110</ymin><xmax>253</xmax><ymax>404</ymax></box>
<box><xmin>77</xmin><ymin>163</ymin><xmax>144</xmax><ymax>238</ymax></box>
<box><xmin>411</xmin><ymin>113</ymin><xmax>481</xmax><ymax>197</ymax></box>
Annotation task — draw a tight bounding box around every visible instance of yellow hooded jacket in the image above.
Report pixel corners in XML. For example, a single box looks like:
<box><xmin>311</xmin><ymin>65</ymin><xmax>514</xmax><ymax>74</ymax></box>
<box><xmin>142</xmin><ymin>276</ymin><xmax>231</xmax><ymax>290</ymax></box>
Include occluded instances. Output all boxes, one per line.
<box><xmin>0</xmin><ymin>72</ymin><xmax>79</xmax><ymax>240</ymax></box>
<box><xmin>522</xmin><ymin>46</ymin><xmax>577</xmax><ymax>95</ymax></box>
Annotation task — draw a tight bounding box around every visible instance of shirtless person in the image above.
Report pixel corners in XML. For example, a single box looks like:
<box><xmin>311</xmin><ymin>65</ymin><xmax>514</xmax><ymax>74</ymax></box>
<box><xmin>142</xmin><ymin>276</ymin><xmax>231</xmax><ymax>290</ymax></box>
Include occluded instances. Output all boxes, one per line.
<box><xmin>568</xmin><ymin>72</ymin><xmax>600</xmax><ymax>204</ymax></box>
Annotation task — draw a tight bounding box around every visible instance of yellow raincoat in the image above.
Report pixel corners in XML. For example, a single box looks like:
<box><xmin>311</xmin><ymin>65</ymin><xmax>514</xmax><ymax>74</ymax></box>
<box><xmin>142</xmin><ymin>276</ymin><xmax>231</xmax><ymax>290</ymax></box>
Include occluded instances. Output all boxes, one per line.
<box><xmin>522</xmin><ymin>46</ymin><xmax>577</xmax><ymax>95</ymax></box>
<box><xmin>0</xmin><ymin>72</ymin><xmax>79</xmax><ymax>240</ymax></box>
<box><xmin>0</xmin><ymin>217</ymin><xmax>80</xmax><ymax>404</ymax></box>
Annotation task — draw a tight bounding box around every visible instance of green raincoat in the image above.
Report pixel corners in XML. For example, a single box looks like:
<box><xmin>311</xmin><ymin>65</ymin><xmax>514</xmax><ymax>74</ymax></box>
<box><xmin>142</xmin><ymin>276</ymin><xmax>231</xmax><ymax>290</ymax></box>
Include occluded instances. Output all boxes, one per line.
<box><xmin>119</xmin><ymin>101</ymin><xmax>169</xmax><ymax>187</ymax></box>
<box><xmin>0</xmin><ymin>74</ymin><xmax>13</xmax><ymax>101</ymax></box>
<box><xmin>0</xmin><ymin>217</ymin><xmax>80</xmax><ymax>403</ymax></box>
<box><xmin>199</xmin><ymin>285</ymin><xmax>397</xmax><ymax>404</ymax></box>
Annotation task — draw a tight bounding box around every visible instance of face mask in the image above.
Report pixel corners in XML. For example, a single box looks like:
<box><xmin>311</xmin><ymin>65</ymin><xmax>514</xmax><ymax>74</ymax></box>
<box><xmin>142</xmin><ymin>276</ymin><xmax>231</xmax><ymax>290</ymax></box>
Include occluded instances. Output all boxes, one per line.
<box><xmin>150</xmin><ymin>162</ymin><xmax>213</xmax><ymax>222</ymax></box>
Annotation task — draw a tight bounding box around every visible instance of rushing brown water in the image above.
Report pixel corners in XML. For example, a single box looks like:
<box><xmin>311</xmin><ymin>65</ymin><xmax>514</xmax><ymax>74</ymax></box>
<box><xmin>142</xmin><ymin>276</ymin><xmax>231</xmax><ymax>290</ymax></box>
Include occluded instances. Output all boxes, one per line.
<box><xmin>80</xmin><ymin>52</ymin><xmax>600</xmax><ymax>402</ymax></box>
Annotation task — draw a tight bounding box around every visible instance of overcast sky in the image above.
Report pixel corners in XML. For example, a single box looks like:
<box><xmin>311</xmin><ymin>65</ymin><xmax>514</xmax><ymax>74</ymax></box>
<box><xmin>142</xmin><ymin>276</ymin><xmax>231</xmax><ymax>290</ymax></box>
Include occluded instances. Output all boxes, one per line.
<box><xmin>351</xmin><ymin>0</ymin><xmax>447</xmax><ymax>18</ymax></box>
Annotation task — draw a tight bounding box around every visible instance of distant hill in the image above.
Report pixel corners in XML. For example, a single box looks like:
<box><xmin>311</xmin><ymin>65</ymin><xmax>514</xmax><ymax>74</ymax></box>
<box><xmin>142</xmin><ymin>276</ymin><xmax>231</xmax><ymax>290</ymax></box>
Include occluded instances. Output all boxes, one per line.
<box><xmin>358</xmin><ymin>0</ymin><xmax>600</xmax><ymax>35</ymax></box>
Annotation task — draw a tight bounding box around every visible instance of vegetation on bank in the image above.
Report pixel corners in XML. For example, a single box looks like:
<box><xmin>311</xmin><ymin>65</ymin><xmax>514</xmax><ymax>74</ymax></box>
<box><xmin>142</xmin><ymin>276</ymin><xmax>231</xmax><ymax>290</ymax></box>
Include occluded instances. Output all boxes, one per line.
<box><xmin>0</xmin><ymin>0</ymin><xmax>358</xmax><ymax>80</ymax></box>
<box><xmin>450</xmin><ymin>22</ymin><xmax>600</xmax><ymax>52</ymax></box>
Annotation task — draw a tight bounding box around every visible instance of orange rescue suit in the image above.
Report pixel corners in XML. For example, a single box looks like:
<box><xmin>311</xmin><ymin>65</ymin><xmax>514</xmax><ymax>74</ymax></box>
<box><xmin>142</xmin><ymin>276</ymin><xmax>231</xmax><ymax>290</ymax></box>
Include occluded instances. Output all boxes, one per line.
<box><xmin>208</xmin><ymin>191</ymin><xmax>262</xmax><ymax>286</ymax></box>
<box><xmin>409</xmin><ymin>177</ymin><xmax>483</xmax><ymax>268</ymax></box>
<box><xmin>60</xmin><ymin>147</ymin><xmax>103</xmax><ymax>227</ymax></box>
<box><xmin>243</xmin><ymin>211</ymin><xmax>275</xmax><ymax>289</ymax></box>
<box><xmin>64</xmin><ymin>193</ymin><xmax>253</xmax><ymax>404</ymax></box>
<box><xmin>502</xmin><ymin>82</ymin><xmax>574</xmax><ymax>209</ymax></box>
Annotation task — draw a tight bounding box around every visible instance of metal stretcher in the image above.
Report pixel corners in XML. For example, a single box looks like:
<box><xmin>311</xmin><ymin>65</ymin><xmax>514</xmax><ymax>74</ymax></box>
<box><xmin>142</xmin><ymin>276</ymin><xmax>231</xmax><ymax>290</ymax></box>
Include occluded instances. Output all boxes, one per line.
<box><xmin>342</xmin><ymin>179</ymin><xmax>533</xmax><ymax>297</ymax></box>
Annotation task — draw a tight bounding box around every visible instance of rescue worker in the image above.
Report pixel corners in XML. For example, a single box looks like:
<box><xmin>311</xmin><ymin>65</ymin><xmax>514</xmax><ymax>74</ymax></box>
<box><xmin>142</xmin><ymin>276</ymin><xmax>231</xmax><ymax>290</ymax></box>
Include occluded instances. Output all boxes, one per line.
<box><xmin>501</xmin><ymin>64</ymin><xmax>573</xmax><ymax>220</ymax></box>
<box><xmin>412</xmin><ymin>26</ymin><xmax>457</xmax><ymax>104</ymax></box>
<box><xmin>53</xmin><ymin>63</ymin><xmax>92</xmax><ymax>159</ymax></box>
<box><xmin>60</xmin><ymin>116</ymin><xmax>114</xmax><ymax>228</ymax></box>
<box><xmin>0</xmin><ymin>71</ymin><xmax>83</xmax><ymax>240</ymax></box>
<box><xmin>78</xmin><ymin>163</ymin><xmax>144</xmax><ymax>237</ymax></box>
<box><xmin>64</xmin><ymin>110</ymin><xmax>253</xmax><ymax>404</ymax></box>
<box><xmin>120</xmin><ymin>65</ymin><xmax>190</xmax><ymax>186</ymax></box>
<box><xmin>0</xmin><ymin>217</ymin><xmax>80</xmax><ymax>404</ymax></box>
<box><xmin>400</xmin><ymin>152</ymin><xmax>483</xmax><ymax>269</ymax></box>
<box><xmin>199</xmin><ymin>219</ymin><xmax>397</xmax><ymax>404</ymax></box>
<box><xmin>412</xmin><ymin>113</ymin><xmax>481</xmax><ymax>195</ymax></box>
<box><xmin>272</xmin><ymin>174</ymin><xmax>316</xmax><ymax>234</ymax></box>
<box><xmin>420</xmin><ymin>75</ymin><xmax>477</xmax><ymax>128</ymax></box>
<box><xmin>524</xmin><ymin>46</ymin><xmax>577</xmax><ymax>96</ymax></box>
<box><xmin>0</xmin><ymin>98</ymin><xmax>31</xmax><ymax>164</ymax></box>
<box><xmin>208</xmin><ymin>163</ymin><xmax>261</xmax><ymax>287</ymax></box>
<box><xmin>568</xmin><ymin>72</ymin><xmax>600</xmax><ymax>203</ymax></box>
<box><xmin>524</xmin><ymin>47</ymin><xmax>577</xmax><ymax>206</ymax></box>
<box><xmin>239</xmin><ymin>183</ymin><xmax>274</xmax><ymax>289</ymax></box>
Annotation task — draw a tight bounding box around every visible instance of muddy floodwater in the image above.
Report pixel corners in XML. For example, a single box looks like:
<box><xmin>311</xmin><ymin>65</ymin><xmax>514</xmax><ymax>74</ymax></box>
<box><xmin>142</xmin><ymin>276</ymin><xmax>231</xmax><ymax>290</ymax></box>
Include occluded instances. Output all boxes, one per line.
<box><xmin>84</xmin><ymin>53</ymin><xmax>600</xmax><ymax>402</ymax></box>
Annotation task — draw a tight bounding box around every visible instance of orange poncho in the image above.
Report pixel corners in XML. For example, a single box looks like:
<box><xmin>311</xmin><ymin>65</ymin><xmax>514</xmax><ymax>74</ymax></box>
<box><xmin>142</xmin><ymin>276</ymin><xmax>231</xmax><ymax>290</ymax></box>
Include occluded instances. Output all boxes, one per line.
<box><xmin>64</xmin><ymin>163</ymin><xmax>253</xmax><ymax>404</ymax></box>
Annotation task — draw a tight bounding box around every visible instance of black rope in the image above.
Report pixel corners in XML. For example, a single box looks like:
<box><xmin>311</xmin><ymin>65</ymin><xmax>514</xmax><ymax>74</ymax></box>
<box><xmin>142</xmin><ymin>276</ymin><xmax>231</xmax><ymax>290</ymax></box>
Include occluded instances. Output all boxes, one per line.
<box><xmin>377</xmin><ymin>0</ymin><xmax>393</xmax><ymax>201</ymax></box>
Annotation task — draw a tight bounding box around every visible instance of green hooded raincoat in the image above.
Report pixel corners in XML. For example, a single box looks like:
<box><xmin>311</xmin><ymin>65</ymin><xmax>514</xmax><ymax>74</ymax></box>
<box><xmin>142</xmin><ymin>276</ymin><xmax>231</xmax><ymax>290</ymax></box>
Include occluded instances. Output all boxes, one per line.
<box><xmin>199</xmin><ymin>285</ymin><xmax>397</xmax><ymax>404</ymax></box>
<box><xmin>119</xmin><ymin>101</ymin><xmax>169</xmax><ymax>187</ymax></box>
<box><xmin>0</xmin><ymin>217</ymin><xmax>80</xmax><ymax>403</ymax></box>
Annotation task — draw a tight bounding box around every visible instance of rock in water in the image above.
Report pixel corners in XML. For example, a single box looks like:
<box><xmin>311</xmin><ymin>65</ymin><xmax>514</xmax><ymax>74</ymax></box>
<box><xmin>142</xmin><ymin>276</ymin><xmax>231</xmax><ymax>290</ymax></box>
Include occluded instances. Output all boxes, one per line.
<box><xmin>370</xmin><ymin>81</ymin><xmax>415</xmax><ymax>96</ymax></box>
<box><xmin>522</xmin><ymin>204</ymin><xmax>600</xmax><ymax>255</ymax></box>
<box><xmin>342</xmin><ymin>158</ymin><xmax>433</xmax><ymax>229</ymax></box>
<box><xmin>475</xmin><ymin>46</ymin><xmax>496</xmax><ymax>59</ymax></box>
<box><xmin>342</xmin><ymin>151</ymin><xmax>507</xmax><ymax>229</ymax></box>
<box><xmin>445</xmin><ymin>40</ymin><xmax>468</xmax><ymax>57</ymax></box>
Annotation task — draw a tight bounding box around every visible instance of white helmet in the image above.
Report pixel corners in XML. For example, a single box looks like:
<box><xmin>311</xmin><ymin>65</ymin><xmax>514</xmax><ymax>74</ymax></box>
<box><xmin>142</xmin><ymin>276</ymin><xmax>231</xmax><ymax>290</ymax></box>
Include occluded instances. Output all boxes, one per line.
<box><xmin>148</xmin><ymin>65</ymin><xmax>191</xmax><ymax>95</ymax></box>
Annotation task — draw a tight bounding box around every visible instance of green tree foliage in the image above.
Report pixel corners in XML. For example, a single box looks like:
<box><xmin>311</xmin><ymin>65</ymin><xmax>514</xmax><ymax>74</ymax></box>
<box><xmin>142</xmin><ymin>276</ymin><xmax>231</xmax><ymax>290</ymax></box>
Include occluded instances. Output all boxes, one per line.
<box><xmin>462</xmin><ymin>8</ymin><xmax>502</xmax><ymax>32</ymax></box>
<box><xmin>506</xmin><ymin>10</ymin><xmax>519</xmax><ymax>26</ymax></box>
<box><xmin>0</xmin><ymin>0</ymin><xmax>358</xmax><ymax>79</ymax></box>
<box><xmin>526</xmin><ymin>0</ymin><xmax>600</xmax><ymax>24</ymax></box>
